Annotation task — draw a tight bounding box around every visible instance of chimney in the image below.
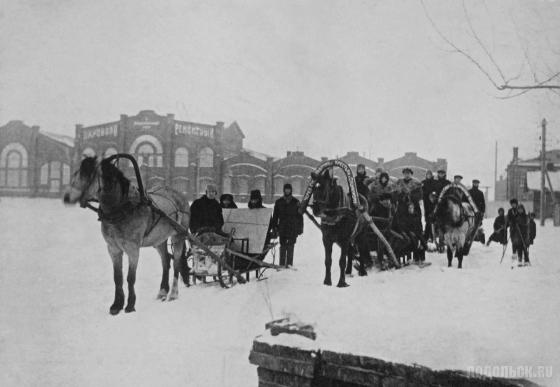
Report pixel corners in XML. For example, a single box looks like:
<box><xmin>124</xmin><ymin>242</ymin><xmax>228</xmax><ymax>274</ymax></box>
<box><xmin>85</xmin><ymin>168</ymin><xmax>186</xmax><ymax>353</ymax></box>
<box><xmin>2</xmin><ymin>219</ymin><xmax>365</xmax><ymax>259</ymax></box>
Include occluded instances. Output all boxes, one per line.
<box><xmin>405</xmin><ymin>152</ymin><xmax>417</xmax><ymax>157</ymax></box>
<box><xmin>513</xmin><ymin>147</ymin><xmax>519</xmax><ymax>162</ymax></box>
<box><xmin>287</xmin><ymin>151</ymin><xmax>292</xmax><ymax>157</ymax></box>
<box><xmin>377</xmin><ymin>157</ymin><xmax>384</xmax><ymax>165</ymax></box>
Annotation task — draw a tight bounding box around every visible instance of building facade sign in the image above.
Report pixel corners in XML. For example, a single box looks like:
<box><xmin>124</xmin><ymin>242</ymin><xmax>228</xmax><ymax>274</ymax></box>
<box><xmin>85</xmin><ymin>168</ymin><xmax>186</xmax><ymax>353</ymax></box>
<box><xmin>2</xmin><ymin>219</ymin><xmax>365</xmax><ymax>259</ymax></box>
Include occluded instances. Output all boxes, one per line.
<box><xmin>174</xmin><ymin>122</ymin><xmax>214</xmax><ymax>138</ymax></box>
<box><xmin>82</xmin><ymin>124</ymin><xmax>118</xmax><ymax>140</ymax></box>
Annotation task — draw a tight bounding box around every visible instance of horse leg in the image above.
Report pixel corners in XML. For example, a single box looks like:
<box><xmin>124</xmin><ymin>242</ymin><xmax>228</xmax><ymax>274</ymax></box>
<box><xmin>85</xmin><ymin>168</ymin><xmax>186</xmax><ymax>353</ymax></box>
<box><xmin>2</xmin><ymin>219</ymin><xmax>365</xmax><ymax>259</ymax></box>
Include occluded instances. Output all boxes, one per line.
<box><xmin>446</xmin><ymin>246</ymin><xmax>453</xmax><ymax>267</ymax></box>
<box><xmin>337</xmin><ymin>244</ymin><xmax>350</xmax><ymax>288</ymax></box>
<box><xmin>457</xmin><ymin>247</ymin><xmax>463</xmax><ymax>269</ymax></box>
<box><xmin>168</xmin><ymin>237</ymin><xmax>185</xmax><ymax>301</ymax></box>
<box><xmin>357</xmin><ymin>238</ymin><xmax>368</xmax><ymax>276</ymax></box>
<box><xmin>108</xmin><ymin>244</ymin><xmax>125</xmax><ymax>315</ymax></box>
<box><xmin>323</xmin><ymin>240</ymin><xmax>332</xmax><ymax>286</ymax></box>
<box><xmin>124</xmin><ymin>247</ymin><xmax>139</xmax><ymax>313</ymax></box>
<box><xmin>345</xmin><ymin>245</ymin><xmax>354</xmax><ymax>275</ymax></box>
<box><xmin>155</xmin><ymin>243</ymin><xmax>170</xmax><ymax>301</ymax></box>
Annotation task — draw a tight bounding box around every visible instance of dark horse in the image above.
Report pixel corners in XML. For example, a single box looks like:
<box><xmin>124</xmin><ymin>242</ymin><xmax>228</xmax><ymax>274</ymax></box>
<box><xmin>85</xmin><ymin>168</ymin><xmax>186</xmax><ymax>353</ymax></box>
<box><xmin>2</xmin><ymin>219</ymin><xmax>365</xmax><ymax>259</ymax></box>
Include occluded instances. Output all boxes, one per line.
<box><xmin>307</xmin><ymin>169</ymin><xmax>369</xmax><ymax>287</ymax></box>
<box><xmin>64</xmin><ymin>157</ymin><xmax>190</xmax><ymax>314</ymax></box>
<box><xmin>433</xmin><ymin>187</ymin><xmax>478</xmax><ymax>269</ymax></box>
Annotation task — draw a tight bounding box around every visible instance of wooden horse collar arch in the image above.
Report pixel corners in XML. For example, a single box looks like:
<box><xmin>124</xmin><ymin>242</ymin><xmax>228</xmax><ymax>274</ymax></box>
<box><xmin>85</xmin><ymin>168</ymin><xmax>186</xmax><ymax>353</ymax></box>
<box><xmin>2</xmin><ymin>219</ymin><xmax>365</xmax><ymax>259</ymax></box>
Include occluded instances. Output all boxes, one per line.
<box><xmin>301</xmin><ymin>159</ymin><xmax>360</xmax><ymax>210</ymax></box>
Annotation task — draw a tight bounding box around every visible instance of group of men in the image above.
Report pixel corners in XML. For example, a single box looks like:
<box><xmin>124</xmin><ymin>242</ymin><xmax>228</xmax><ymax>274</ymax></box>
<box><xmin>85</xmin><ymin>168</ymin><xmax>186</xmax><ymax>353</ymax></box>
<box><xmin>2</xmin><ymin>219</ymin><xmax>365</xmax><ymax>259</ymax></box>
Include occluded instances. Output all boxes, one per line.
<box><xmin>189</xmin><ymin>183</ymin><xmax>303</xmax><ymax>267</ymax></box>
<box><xmin>354</xmin><ymin>164</ymin><xmax>487</xmax><ymax>263</ymax></box>
<box><xmin>486</xmin><ymin>198</ymin><xmax>537</xmax><ymax>267</ymax></box>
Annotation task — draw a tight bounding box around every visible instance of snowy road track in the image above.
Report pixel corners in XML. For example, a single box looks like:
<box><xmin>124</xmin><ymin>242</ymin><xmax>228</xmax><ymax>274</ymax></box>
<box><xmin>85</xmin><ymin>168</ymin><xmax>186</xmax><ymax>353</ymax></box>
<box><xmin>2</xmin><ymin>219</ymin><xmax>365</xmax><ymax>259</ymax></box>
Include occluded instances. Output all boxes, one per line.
<box><xmin>1</xmin><ymin>198</ymin><xmax>558</xmax><ymax>386</ymax></box>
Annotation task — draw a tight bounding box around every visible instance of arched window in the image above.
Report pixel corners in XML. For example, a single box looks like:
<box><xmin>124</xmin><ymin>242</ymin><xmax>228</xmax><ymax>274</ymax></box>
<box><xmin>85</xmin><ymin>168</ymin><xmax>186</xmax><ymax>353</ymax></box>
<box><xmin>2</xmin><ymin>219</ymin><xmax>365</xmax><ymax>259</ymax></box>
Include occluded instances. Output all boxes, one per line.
<box><xmin>39</xmin><ymin>161</ymin><xmax>66</xmax><ymax>193</ymax></box>
<box><xmin>137</xmin><ymin>143</ymin><xmax>156</xmax><ymax>167</ymax></box>
<box><xmin>82</xmin><ymin>147</ymin><xmax>96</xmax><ymax>158</ymax></box>
<box><xmin>129</xmin><ymin>135</ymin><xmax>163</xmax><ymax>167</ymax></box>
<box><xmin>0</xmin><ymin>143</ymin><xmax>28</xmax><ymax>188</ymax></box>
<box><xmin>103</xmin><ymin>147</ymin><xmax>118</xmax><ymax>159</ymax></box>
<box><xmin>199</xmin><ymin>147</ymin><xmax>214</xmax><ymax>168</ymax></box>
<box><xmin>174</xmin><ymin>147</ymin><xmax>189</xmax><ymax>167</ymax></box>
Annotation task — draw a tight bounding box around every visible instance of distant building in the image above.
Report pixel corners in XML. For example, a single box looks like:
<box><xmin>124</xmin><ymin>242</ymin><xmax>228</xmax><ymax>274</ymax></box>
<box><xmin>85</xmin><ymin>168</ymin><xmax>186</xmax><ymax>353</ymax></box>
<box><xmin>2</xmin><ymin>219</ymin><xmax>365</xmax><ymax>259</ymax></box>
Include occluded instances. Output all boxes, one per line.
<box><xmin>0</xmin><ymin>121</ymin><xmax>73</xmax><ymax>197</ymax></box>
<box><xmin>0</xmin><ymin>113</ymin><xmax>449</xmax><ymax>203</ymax></box>
<box><xmin>505</xmin><ymin>146</ymin><xmax>560</xmax><ymax>218</ymax></box>
<box><xmin>381</xmin><ymin>152</ymin><xmax>447</xmax><ymax>180</ymax></box>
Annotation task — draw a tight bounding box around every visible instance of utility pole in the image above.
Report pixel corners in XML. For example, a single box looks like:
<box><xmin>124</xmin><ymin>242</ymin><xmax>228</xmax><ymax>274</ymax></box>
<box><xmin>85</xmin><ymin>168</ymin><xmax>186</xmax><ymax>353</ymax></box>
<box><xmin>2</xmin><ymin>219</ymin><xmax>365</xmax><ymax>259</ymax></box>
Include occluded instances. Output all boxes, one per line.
<box><xmin>540</xmin><ymin>118</ymin><xmax>547</xmax><ymax>226</ymax></box>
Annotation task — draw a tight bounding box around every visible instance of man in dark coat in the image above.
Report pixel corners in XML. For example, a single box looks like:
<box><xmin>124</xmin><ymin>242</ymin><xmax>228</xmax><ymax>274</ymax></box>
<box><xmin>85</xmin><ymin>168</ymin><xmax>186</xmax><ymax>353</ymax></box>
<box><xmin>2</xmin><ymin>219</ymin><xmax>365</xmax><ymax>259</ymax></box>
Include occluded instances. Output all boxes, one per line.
<box><xmin>421</xmin><ymin>170</ymin><xmax>437</xmax><ymax>205</ymax></box>
<box><xmin>468</xmin><ymin>179</ymin><xmax>486</xmax><ymax>243</ymax></box>
<box><xmin>189</xmin><ymin>184</ymin><xmax>224</xmax><ymax>234</ymax></box>
<box><xmin>248</xmin><ymin>189</ymin><xmax>265</xmax><ymax>209</ymax></box>
<box><xmin>468</xmin><ymin>179</ymin><xmax>486</xmax><ymax>215</ymax></box>
<box><xmin>434</xmin><ymin>169</ymin><xmax>451</xmax><ymax>196</ymax></box>
<box><xmin>355</xmin><ymin>164</ymin><xmax>370</xmax><ymax>198</ymax></box>
<box><xmin>272</xmin><ymin>183</ymin><xmax>303</xmax><ymax>267</ymax></box>
<box><xmin>367</xmin><ymin>171</ymin><xmax>395</xmax><ymax>218</ymax></box>
<box><xmin>528</xmin><ymin>212</ymin><xmax>537</xmax><ymax>246</ymax></box>
<box><xmin>395</xmin><ymin>168</ymin><xmax>423</xmax><ymax>216</ymax></box>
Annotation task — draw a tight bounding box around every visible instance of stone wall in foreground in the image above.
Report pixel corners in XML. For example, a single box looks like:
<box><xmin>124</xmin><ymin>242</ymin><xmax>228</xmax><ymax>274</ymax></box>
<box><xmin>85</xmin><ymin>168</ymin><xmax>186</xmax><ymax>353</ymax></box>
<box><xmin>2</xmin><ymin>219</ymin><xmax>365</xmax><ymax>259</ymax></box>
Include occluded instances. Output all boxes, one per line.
<box><xmin>249</xmin><ymin>337</ymin><xmax>541</xmax><ymax>387</ymax></box>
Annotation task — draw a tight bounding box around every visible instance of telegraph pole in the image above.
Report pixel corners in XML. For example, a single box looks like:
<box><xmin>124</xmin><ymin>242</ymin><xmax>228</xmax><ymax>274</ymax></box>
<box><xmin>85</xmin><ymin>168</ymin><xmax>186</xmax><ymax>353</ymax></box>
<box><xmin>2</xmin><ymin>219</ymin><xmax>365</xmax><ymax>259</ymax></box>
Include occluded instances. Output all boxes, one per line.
<box><xmin>540</xmin><ymin>118</ymin><xmax>547</xmax><ymax>226</ymax></box>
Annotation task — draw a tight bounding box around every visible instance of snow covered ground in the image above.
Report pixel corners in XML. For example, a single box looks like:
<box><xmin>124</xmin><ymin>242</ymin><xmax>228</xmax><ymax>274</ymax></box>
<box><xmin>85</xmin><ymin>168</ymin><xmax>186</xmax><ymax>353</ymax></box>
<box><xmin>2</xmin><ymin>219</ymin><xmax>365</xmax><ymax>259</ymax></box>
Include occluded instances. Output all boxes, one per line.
<box><xmin>1</xmin><ymin>198</ymin><xmax>558</xmax><ymax>386</ymax></box>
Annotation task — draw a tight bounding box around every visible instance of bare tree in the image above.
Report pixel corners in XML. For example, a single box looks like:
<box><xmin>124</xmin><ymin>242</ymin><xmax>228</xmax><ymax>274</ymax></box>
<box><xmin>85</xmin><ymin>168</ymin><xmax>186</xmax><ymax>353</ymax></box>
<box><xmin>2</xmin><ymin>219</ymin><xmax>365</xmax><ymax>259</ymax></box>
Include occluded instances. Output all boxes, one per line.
<box><xmin>421</xmin><ymin>0</ymin><xmax>560</xmax><ymax>98</ymax></box>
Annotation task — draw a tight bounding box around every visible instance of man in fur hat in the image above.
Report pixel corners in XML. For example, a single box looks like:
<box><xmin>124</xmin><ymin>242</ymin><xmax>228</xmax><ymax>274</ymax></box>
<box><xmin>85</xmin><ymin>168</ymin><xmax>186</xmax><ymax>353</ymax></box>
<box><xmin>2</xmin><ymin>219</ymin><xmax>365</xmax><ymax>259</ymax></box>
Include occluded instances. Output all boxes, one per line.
<box><xmin>248</xmin><ymin>189</ymin><xmax>265</xmax><ymax>209</ymax></box>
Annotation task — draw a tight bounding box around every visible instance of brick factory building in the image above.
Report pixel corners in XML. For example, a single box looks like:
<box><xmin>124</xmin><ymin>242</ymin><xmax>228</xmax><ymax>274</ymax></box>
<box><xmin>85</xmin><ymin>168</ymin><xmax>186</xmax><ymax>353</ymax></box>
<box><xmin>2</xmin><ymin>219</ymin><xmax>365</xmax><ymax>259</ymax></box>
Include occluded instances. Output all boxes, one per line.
<box><xmin>0</xmin><ymin>111</ymin><xmax>448</xmax><ymax>203</ymax></box>
<box><xmin>0</xmin><ymin>120</ymin><xmax>73</xmax><ymax>197</ymax></box>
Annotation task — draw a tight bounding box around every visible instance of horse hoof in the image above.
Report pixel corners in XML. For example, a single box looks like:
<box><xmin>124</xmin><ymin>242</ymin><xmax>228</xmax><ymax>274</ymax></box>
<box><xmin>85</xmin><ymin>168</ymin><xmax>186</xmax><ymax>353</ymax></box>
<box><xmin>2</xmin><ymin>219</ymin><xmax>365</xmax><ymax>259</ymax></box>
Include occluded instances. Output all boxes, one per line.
<box><xmin>323</xmin><ymin>279</ymin><xmax>332</xmax><ymax>286</ymax></box>
<box><xmin>109</xmin><ymin>307</ymin><xmax>122</xmax><ymax>315</ymax></box>
<box><xmin>358</xmin><ymin>270</ymin><xmax>367</xmax><ymax>277</ymax></box>
<box><xmin>337</xmin><ymin>282</ymin><xmax>350</xmax><ymax>288</ymax></box>
<box><xmin>156</xmin><ymin>290</ymin><xmax>168</xmax><ymax>301</ymax></box>
<box><xmin>167</xmin><ymin>294</ymin><xmax>178</xmax><ymax>302</ymax></box>
<box><xmin>125</xmin><ymin>306</ymin><xmax>136</xmax><ymax>313</ymax></box>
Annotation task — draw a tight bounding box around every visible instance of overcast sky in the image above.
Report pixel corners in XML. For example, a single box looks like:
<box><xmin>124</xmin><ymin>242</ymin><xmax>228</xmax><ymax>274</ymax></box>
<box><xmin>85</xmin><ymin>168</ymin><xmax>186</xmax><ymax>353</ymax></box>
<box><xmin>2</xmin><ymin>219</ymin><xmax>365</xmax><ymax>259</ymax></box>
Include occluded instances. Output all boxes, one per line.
<box><xmin>1</xmin><ymin>0</ymin><xmax>559</xmax><ymax>196</ymax></box>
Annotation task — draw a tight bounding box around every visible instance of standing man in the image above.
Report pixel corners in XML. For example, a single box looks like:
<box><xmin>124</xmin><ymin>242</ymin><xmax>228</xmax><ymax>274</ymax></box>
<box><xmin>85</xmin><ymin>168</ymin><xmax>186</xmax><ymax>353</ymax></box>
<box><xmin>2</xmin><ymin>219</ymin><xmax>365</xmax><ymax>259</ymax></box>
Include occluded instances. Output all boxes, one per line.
<box><xmin>272</xmin><ymin>183</ymin><xmax>304</xmax><ymax>267</ymax></box>
<box><xmin>395</xmin><ymin>168</ymin><xmax>423</xmax><ymax>216</ymax></box>
<box><xmin>368</xmin><ymin>171</ymin><xmax>395</xmax><ymax>218</ymax></box>
<box><xmin>434</xmin><ymin>169</ymin><xmax>451</xmax><ymax>196</ymax></box>
<box><xmin>468</xmin><ymin>178</ymin><xmax>486</xmax><ymax>243</ymax></box>
<box><xmin>421</xmin><ymin>170</ymin><xmax>437</xmax><ymax>205</ymax></box>
<box><xmin>355</xmin><ymin>164</ymin><xmax>370</xmax><ymax>198</ymax></box>
<box><xmin>189</xmin><ymin>184</ymin><xmax>224</xmax><ymax>234</ymax></box>
<box><xmin>468</xmin><ymin>179</ymin><xmax>486</xmax><ymax>216</ymax></box>
<box><xmin>421</xmin><ymin>170</ymin><xmax>437</xmax><ymax>227</ymax></box>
